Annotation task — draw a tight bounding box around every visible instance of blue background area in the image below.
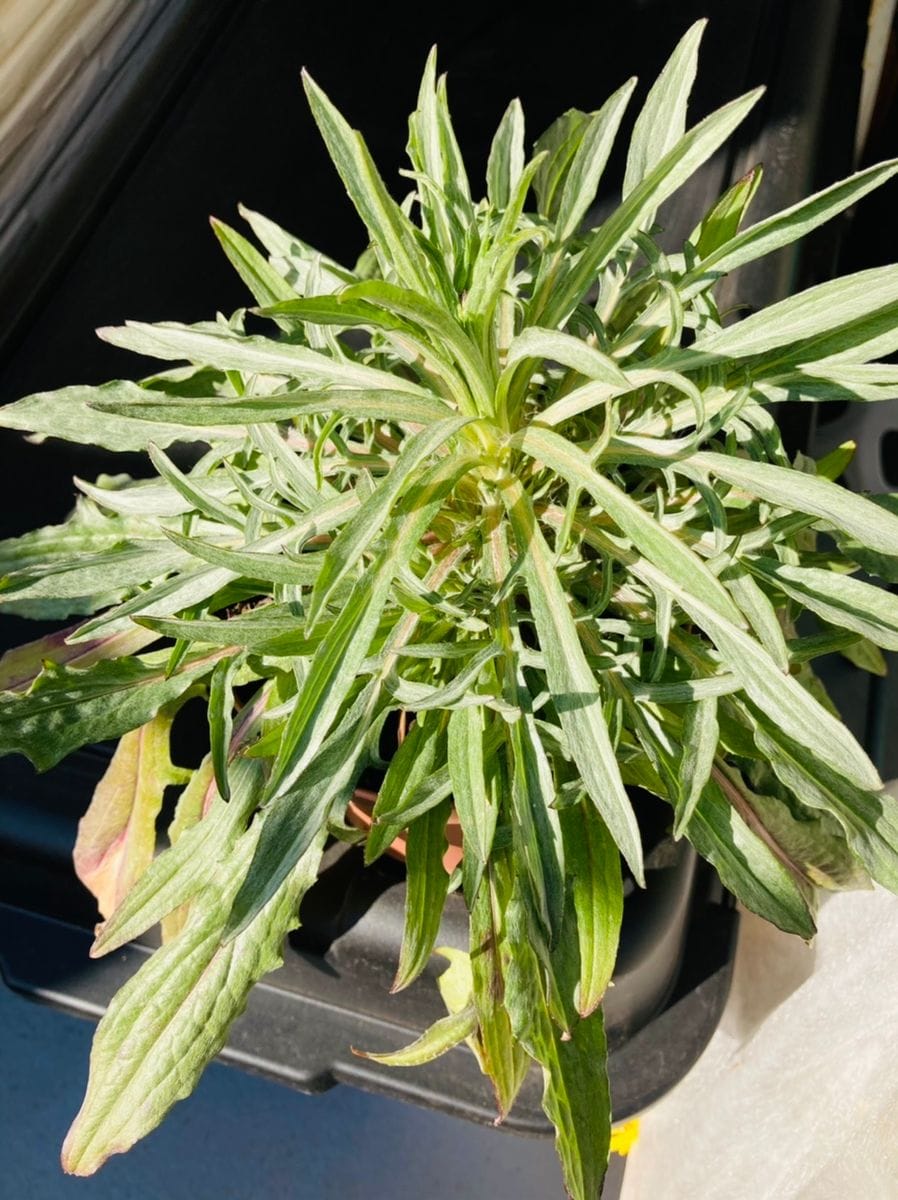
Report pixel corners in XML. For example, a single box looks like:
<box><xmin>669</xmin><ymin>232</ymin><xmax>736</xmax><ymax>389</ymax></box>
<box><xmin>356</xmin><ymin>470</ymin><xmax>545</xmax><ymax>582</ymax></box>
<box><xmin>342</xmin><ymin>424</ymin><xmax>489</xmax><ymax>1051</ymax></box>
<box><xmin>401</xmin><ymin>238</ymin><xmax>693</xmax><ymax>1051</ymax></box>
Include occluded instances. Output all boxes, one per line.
<box><xmin>1</xmin><ymin>981</ymin><xmax>626</xmax><ymax>1199</ymax></box>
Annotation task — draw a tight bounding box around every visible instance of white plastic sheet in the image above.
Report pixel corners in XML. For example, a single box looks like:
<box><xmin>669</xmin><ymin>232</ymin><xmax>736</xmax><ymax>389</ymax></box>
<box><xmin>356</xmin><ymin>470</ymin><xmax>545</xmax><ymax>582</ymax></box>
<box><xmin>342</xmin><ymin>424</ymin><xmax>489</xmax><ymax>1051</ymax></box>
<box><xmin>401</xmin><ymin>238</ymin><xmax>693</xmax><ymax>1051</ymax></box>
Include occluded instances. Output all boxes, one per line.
<box><xmin>621</xmin><ymin>885</ymin><xmax>898</xmax><ymax>1199</ymax></box>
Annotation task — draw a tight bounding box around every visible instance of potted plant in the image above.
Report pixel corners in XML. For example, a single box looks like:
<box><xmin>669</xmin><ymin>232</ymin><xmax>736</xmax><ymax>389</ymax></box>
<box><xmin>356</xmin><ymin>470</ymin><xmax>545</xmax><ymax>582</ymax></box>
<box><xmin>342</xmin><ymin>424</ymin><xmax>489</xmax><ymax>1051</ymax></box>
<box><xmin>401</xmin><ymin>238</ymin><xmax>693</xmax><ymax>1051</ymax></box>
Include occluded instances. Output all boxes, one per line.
<box><xmin>2</xmin><ymin>19</ymin><xmax>898</xmax><ymax>1197</ymax></box>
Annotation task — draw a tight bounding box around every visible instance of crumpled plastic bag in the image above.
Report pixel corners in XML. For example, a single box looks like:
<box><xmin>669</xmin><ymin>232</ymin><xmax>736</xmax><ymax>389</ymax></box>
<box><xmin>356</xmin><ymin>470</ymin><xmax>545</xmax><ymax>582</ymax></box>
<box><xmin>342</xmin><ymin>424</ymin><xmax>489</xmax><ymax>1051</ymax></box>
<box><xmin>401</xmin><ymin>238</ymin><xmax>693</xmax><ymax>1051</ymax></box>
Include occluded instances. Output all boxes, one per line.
<box><xmin>621</xmin><ymin>885</ymin><xmax>898</xmax><ymax>1200</ymax></box>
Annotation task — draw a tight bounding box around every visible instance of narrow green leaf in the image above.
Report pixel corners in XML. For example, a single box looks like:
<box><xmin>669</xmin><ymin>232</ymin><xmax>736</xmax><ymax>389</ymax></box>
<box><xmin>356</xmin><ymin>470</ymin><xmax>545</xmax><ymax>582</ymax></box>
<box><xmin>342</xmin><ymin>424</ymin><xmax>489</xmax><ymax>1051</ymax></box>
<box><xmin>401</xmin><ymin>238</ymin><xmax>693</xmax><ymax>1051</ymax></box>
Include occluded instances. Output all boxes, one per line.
<box><xmin>682</xmin><ymin>774</ymin><xmax>816</xmax><ymax>937</ymax></box>
<box><xmin>354</xmin><ymin>1005</ymin><xmax>476</xmax><ymax>1067</ymax></box>
<box><xmin>237</xmin><ymin>202</ymin><xmax>354</xmax><ymax>294</ymax></box>
<box><xmin>0</xmin><ymin>543</ymin><xmax>190</xmax><ymax>606</ymax></box>
<box><xmin>691</xmin><ymin>451</ymin><xmax>898</xmax><ymax>557</ymax></box>
<box><xmin>486</xmin><ymin>99</ymin><xmax>525</xmax><ymax>210</ymax></box>
<box><xmin>501</xmin><ymin>478</ymin><xmax>643</xmax><ymax>883</ymax></box>
<box><xmin>447</xmin><ymin>705</ymin><xmax>496</xmax><ymax>881</ymax></box>
<box><xmin>309</xmin><ymin>415</ymin><xmax>471</xmax><ymax>623</ymax></box>
<box><xmin>366</xmin><ymin>716</ymin><xmax>450</xmax><ymax>863</ymax></box>
<box><xmin>559</xmin><ymin>800</ymin><xmax>622</xmax><ymax>1016</ymax></box>
<box><xmin>623</xmin><ymin>18</ymin><xmax>705</xmax><ymax>196</ymax></box>
<box><xmin>674</xmin><ymin>696</ymin><xmax>718</xmax><ymax>837</ymax></box>
<box><xmin>162</xmin><ymin>529</ymin><xmax>326</xmax><ymax>587</ymax></box>
<box><xmin>503</xmin><ymin>895</ymin><xmax>611</xmax><ymax>1200</ymax></box>
<box><xmin>689</xmin><ymin>159</ymin><xmax>898</xmax><ymax>285</ymax></box>
<box><xmin>747</xmin><ymin>555</ymin><xmax>898</xmax><ymax>650</ymax></box>
<box><xmin>208</xmin><ymin>654</ymin><xmax>241</xmax><ymax>800</ymax></box>
<box><xmin>210</xmin><ymin>217</ymin><xmax>297</xmax><ymax>310</ymax></box>
<box><xmin>0</xmin><ymin>648</ymin><xmax>226</xmax><ymax>772</ymax></box>
<box><xmin>508</xmin><ymin>710</ymin><xmax>565</xmax><ymax>943</ymax></box>
<box><xmin>136</xmin><ymin>605</ymin><xmax>305</xmax><ymax>652</ymax></box>
<box><xmin>541</xmin><ymin>86</ymin><xmax>763</xmax><ymax>325</ymax></box>
<box><xmin>469</xmin><ymin>874</ymin><xmax>530</xmax><ymax>1119</ymax></box>
<box><xmin>503</xmin><ymin>326</ymin><xmax>630</xmax><ymax>387</ymax></box>
<box><xmin>302</xmin><ymin>71</ymin><xmax>434</xmax><ymax>294</ymax></box>
<box><xmin>754</xmin><ymin>722</ymin><xmax>898</xmax><ymax>893</ymax></box>
<box><xmin>267</xmin><ymin>457</ymin><xmax>474</xmax><ymax>802</ymax></box>
<box><xmin>692</xmin><ymin>166</ymin><xmax>763</xmax><ymax>258</ymax></box>
<box><xmin>688</xmin><ymin>265</ymin><xmax>898</xmax><ymax>362</ymax></box>
<box><xmin>0</xmin><ymin>381</ymin><xmax>236</xmax><ymax>451</ymax></box>
<box><xmin>722</xmin><ymin>764</ymin><xmax>870</xmax><ymax>892</ymax></box>
<box><xmin>225</xmin><ymin>682</ymin><xmax>377</xmax><ymax>938</ymax></box>
<box><xmin>147</xmin><ymin>445</ymin><xmax>244</xmax><ymax>529</ymax></box>
<box><xmin>532</xmin><ymin>109</ymin><xmax>590</xmax><ymax>219</ymax></box>
<box><xmin>393</xmin><ymin>797</ymin><xmax>451</xmax><ymax>991</ymax></box>
<box><xmin>97</xmin><ymin>320</ymin><xmax>441</xmax><ymax>399</ymax></box>
<box><xmin>91</xmin><ymin>387</ymin><xmax>450</xmax><ymax>428</ymax></box>
<box><xmin>720</xmin><ymin>561</ymin><xmax>791</xmax><ymax>671</ymax></box>
<box><xmin>555</xmin><ymin>77</ymin><xmax>636</xmax><ymax>241</ymax></box>
<box><xmin>515</xmin><ymin>425</ymin><xmax>744</xmax><ymax>625</ymax></box>
<box><xmin>92</xmin><ymin>758</ymin><xmax>264</xmax><ymax>956</ymax></box>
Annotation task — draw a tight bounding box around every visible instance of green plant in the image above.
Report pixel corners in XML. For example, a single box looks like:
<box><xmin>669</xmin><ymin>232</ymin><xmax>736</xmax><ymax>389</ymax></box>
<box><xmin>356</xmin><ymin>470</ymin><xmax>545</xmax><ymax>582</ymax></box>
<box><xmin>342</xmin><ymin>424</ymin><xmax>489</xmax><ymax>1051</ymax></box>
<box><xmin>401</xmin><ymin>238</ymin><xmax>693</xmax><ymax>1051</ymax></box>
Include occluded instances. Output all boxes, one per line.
<box><xmin>2</xmin><ymin>19</ymin><xmax>898</xmax><ymax>1197</ymax></box>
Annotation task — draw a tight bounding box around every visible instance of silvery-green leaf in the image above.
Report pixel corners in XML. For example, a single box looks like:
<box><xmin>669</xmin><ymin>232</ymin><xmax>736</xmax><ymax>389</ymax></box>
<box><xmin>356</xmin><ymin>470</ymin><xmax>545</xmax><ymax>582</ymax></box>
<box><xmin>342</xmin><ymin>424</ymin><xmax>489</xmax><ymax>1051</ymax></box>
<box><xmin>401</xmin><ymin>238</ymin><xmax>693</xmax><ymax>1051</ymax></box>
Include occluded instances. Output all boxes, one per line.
<box><xmin>729</xmin><ymin>766</ymin><xmax>871</xmax><ymax>892</ymax></box>
<box><xmin>559</xmin><ymin>799</ymin><xmax>622</xmax><ymax>1016</ymax></box>
<box><xmin>92</xmin><ymin>757</ymin><xmax>265</xmax><ymax>955</ymax></box>
<box><xmin>62</xmin><ymin>820</ymin><xmax>325</xmax><ymax>1176</ymax></box>
<box><xmin>486</xmin><ymin>99</ymin><xmax>525</xmax><ymax>210</ymax></box>
<box><xmin>0</xmin><ymin>382</ymin><xmax>237</xmax><ymax>451</ymax></box>
<box><xmin>683</xmin><ymin>775</ymin><xmax>816</xmax><ymax>937</ymax></box>
<box><xmin>0</xmin><ymin>648</ymin><xmax>226</xmax><ymax>772</ymax></box>
<box><xmin>0</xmin><ymin>544</ymin><xmax>189</xmax><ymax>605</ymax></box>
<box><xmin>624</xmin><ymin>19</ymin><xmax>705</xmax><ymax>197</ymax></box>
<box><xmin>225</xmin><ymin>682</ymin><xmax>378</xmax><ymax>938</ymax></box>
<box><xmin>503</xmin><ymin>326</ymin><xmax>630</xmax><ymax>386</ymax></box>
<box><xmin>469</xmin><ymin>875</ymin><xmax>530</xmax><ymax>1119</ymax></box>
<box><xmin>503</xmin><ymin>894</ymin><xmax>611</xmax><ymax>1200</ymax></box>
<box><xmin>97</xmin><ymin>320</ymin><xmax>440</xmax><ymax>399</ymax></box>
<box><xmin>237</xmin><ymin>203</ymin><xmax>354</xmax><ymax>294</ymax></box>
<box><xmin>754</xmin><ymin>722</ymin><xmax>898</xmax><ymax>892</ymax></box>
<box><xmin>688</xmin><ymin>160</ymin><xmax>898</xmax><ymax>286</ymax></box>
<box><xmin>302</xmin><ymin>71</ymin><xmax>434</xmax><ymax>294</ymax></box>
<box><xmin>309</xmin><ymin>415</ymin><xmax>472</xmax><ymax>623</ymax></box>
<box><xmin>719</xmin><ymin>561</ymin><xmax>791</xmax><ymax>671</ymax></box>
<box><xmin>514</xmin><ymin>425</ymin><xmax>744</xmax><ymax>624</ymax></box>
<box><xmin>366</xmin><ymin>715</ymin><xmax>450</xmax><ymax>863</ymax></box>
<box><xmin>542</xmin><ymin>86</ymin><xmax>762</xmax><ymax>325</ymax></box>
<box><xmin>691</xmin><ymin>451</ymin><xmax>898</xmax><ymax>557</ymax></box>
<box><xmin>554</xmin><ymin>77</ymin><xmax>636</xmax><ymax>241</ymax></box>
<box><xmin>674</xmin><ymin>696</ymin><xmax>718</xmax><ymax>837</ymax></box>
<box><xmin>502</xmin><ymin>478</ymin><xmax>643</xmax><ymax>883</ymax></box>
<box><xmin>210</xmin><ymin>217</ymin><xmax>297</xmax><ymax>312</ymax></box>
<box><xmin>687</xmin><ymin>265</ymin><xmax>898</xmax><ymax>363</ymax></box>
<box><xmin>746</xmin><ymin>555</ymin><xmax>898</xmax><ymax>650</ymax></box>
<box><xmin>447</xmin><ymin>704</ymin><xmax>496</xmax><ymax>881</ymax></box>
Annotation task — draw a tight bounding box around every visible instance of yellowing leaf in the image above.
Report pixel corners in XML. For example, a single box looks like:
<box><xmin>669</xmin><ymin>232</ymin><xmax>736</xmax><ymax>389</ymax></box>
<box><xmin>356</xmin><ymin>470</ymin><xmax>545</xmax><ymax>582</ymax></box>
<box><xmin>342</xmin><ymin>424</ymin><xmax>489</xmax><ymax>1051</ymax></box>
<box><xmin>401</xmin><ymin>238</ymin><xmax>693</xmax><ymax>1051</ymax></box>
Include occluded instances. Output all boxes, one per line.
<box><xmin>73</xmin><ymin>710</ymin><xmax>189</xmax><ymax>919</ymax></box>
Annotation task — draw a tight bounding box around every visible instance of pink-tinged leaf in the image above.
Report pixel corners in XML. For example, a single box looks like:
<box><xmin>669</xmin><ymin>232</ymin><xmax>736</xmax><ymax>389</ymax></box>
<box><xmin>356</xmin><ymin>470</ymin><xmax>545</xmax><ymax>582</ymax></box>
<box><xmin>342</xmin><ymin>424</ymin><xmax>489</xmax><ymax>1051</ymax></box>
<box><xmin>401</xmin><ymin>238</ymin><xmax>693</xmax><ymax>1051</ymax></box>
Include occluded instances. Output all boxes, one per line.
<box><xmin>0</xmin><ymin>623</ymin><xmax>157</xmax><ymax>693</ymax></box>
<box><xmin>74</xmin><ymin>710</ymin><xmax>190</xmax><ymax>919</ymax></box>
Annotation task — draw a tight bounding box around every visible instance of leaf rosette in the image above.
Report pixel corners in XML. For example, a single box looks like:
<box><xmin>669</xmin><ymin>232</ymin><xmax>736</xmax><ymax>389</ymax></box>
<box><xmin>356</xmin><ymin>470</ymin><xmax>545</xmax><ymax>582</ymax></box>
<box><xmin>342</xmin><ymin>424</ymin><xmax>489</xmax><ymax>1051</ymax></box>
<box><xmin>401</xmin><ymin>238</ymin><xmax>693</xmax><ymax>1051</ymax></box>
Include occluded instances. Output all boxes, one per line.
<box><xmin>2</xmin><ymin>21</ymin><xmax>898</xmax><ymax>1199</ymax></box>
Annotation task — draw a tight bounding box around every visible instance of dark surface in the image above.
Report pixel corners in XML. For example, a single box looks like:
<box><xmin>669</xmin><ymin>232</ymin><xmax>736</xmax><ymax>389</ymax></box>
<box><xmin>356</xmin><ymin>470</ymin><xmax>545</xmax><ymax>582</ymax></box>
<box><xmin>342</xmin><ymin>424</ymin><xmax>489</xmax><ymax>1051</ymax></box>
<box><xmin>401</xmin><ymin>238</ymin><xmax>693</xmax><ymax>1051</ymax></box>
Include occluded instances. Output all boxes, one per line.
<box><xmin>3</xmin><ymin>976</ymin><xmax>624</xmax><ymax>1200</ymax></box>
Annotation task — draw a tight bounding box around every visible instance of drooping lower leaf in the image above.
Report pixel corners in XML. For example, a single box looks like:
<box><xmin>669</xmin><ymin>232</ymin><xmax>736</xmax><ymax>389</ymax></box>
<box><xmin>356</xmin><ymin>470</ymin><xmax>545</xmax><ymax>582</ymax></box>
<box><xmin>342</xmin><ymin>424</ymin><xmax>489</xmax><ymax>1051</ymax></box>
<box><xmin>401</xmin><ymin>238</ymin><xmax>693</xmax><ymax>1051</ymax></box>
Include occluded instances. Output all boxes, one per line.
<box><xmin>74</xmin><ymin>708</ymin><xmax>190</xmax><ymax>919</ymax></box>
<box><xmin>62</xmin><ymin>821</ymin><xmax>325</xmax><ymax>1177</ymax></box>
<box><xmin>503</xmin><ymin>894</ymin><xmax>611</xmax><ymax>1200</ymax></box>
<box><xmin>0</xmin><ymin>648</ymin><xmax>227</xmax><ymax>772</ymax></box>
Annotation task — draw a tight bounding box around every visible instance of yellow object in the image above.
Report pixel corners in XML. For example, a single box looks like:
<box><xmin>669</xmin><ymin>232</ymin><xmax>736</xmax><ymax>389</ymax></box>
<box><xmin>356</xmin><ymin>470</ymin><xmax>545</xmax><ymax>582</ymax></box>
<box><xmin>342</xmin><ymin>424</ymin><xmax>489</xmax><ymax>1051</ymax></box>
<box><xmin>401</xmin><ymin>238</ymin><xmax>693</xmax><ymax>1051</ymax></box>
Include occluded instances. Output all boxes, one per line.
<box><xmin>610</xmin><ymin>1119</ymin><xmax>640</xmax><ymax>1156</ymax></box>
